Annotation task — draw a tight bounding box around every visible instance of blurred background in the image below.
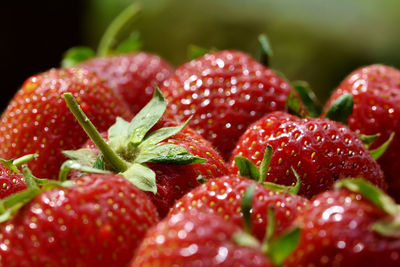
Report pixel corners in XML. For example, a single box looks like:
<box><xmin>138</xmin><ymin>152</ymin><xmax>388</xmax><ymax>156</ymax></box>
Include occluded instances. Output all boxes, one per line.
<box><xmin>2</xmin><ymin>0</ymin><xmax>400</xmax><ymax>111</ymax></box>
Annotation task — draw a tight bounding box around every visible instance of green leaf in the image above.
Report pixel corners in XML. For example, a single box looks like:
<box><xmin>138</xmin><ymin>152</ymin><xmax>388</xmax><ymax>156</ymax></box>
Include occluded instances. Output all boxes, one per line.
<box><xmin>259</xmin><ymin>145</ymin><xmax>273</xmax><ymax>183</ymax></box>
<box><xmin>266</xmin><ymin>206</ymin><xmax>276</xmax><ymax>241</ymax></box>
<box><xmin>266</xmin><ymin>227</ymin><xmax>301</xmax><ymax>266</ymax></box>
<box><xmin>136</xmin><ymin>144</ymin><xmax>207</xmax><ymax>165</ymax></box>
<box><xmin>121</xmin><ymin>163</ymin><xmax>157</xmax><ymax>193</ymax></box>
<box><xmin>188</xmin><ymin>44</ymin><xmax>209</xmax><ymax>60</ymax></box>
<box><xmin>139</xmin><ymin>117</ymin><xmax>192</xmax><ymax>149</ymax></box>
<box><xmin>59</xmin><ymin>160</ymin><xmax>110</xmax><ymax>182</ymax></box>
<box><xmin>258</xmin><ymin>34</ymin><xmax>273</xmax><ymax>67</ymax></box>
<box><xmin>63</xmin><ymin>148</ymin><xmax>99</xmax><ymax>167</ymax></box>
<box><xmin>22</xmin><ymin>165</ymin><xmax>50</xmax><ymax>188</ymax></box>
<box><xmin>0</xmin><ymin>159</ymin><xmax>18</xmax><ymax>173</ymax></box>
<box><xmin>61</xmin><ymin>46</ymin><xmax>95</xmax><ymax>68</ymax></box>
<box><xmin>370</xmin><ymin>132</ymin><xmax>395</xmax><ymax>160</ymax></box>
<box><xmin>241</xmin><ymin>184</ymin><xmax>256</xmax><ymax>234</ymax></box>
<box><xmin>233</xmin><ymin>232</ymin><xmax>260</xmax><ymax>249</ymax></box>
<box><xmin>289</xmin><ymin>167</ymin><xmax>301</xmax><ymax>194</ymax></box>
<box><xmin>372</xmin><ymin>216</ymin><xmax>400</xmax><ymax>238</ymax></box>
<box><xmin>334</xmin><ymin>178</ymin><xmax>398</xmax><ymax>215</ymax></box>
<box><xmin>128</xmin><ymin>86</ymin><xmax>167</xmax><ymax>146</ymax></box>
<box><xmin>0</xmin><ymin>187</ymin><xmax>41</xmax><ymax>223</ymax></box>
<box><xmin>286</xmin><ymin>91</ymin><xmax>302</xmax><ymax>117</ymax></box>
<box><xmin>93</xmin><ymin>154</ymin><xmax>105</xmax><ymax>170</ymax></box>
<box><xmin>115</xmin><ymin>31</ymin><xmax>142</xmax><ymax>54</ymax></box>
<box><xmin>358</xmin><ymin>133</ymin><xmax>380</xmax><ymax>149</ymax></box>
<box><xmin>292</xmin><ymin>81</ymin><xmax>322</xmax><ymax>117</ymax></box>
<box><xmin>325</xmin><ymin>93</ymin><xmax>353</xmax><ymax>124</ymax></box>
<box><xmin>108</xmin><ymin>117</ymin><xmax>132</xmax><ymax>154</ymax></box>
<box><xmin>234</xmin><ymin>156</ymin><xmax>260</xmax><ymax>181</ymax></box>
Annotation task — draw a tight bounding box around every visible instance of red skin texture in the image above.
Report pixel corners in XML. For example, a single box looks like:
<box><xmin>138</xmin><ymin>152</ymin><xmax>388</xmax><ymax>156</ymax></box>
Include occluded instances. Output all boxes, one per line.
<box><xmin>161</xmin><ymin>50</ymin><xmax>300</xmax><ymax>161</ymax></box>
<box><xmin>0</xmin><ymin>173</ymin><xmax>159</xmax><ymax>267</ymax></box>
<box><xmin>0</xmin><ymin>68</ymin><xmax>132</xmax><ymax>180</ymax></box>
<box><xmin>0</xmin><ymin>164</ymin><xmax>27</xmax><ymax>199</ymax></box>
<box><xmin>80</xmin><ymin>52</ymin><xmax>173</xmax><ymax>114</ymax></box>
<box><xmin>83</xmin><ymin>118</ymin><xmax>229</xmax><ymax>217</ymax></box>
<box><xmin>323</xmin><ymin>64</ymin><xmax>400</xmax><ymax>202</ymax></box>
<box><xmin>230</xmin><ymin>111</ymin><xmax>387</xmax><ymax>199</ymax></box>
<box><xmin>131</xmin><ymin>210</ymin><xmax>273</xmax><ymax>267</ymax></box>
<box><xmin>285</xmin><ymin>189</ymin><xmax>400</xmax><ymax>267</ymax></box>
<box><xmin>170</xmin><ymin>175</ymin><xmax>308</xmax><ymax>241</ymax></box>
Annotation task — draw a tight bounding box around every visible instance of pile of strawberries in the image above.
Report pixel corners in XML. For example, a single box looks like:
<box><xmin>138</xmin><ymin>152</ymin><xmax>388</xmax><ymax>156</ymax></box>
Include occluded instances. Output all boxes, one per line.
<box><xmin>0</xmin><ymin>8</ymin><xmax>400</xmax><ymax>267</ymax></box>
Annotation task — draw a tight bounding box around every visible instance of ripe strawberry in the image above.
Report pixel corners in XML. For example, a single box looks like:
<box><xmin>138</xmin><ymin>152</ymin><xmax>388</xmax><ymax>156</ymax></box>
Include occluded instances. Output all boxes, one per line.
<box><xmin>285</xmin><ymin>179</ymin><xmax>400</xmax><ymax>267</ymax></box>
<box><xmin>0</xmin><ymin>68</ymin><xmax>132</xmax><ymax>180</ymax></box>
<box><xmin>161</xmin><ymin>50</ymin><xmax>302</xmax><ymax>161</ymax></box>
<box><xmin>131</xmin><ymin>209</ymin><xmax>273</xmax><ymax>267</ymax></box>
<box><xmin>170</xmin><ymin>175</ymin><xmax>308</xmax><ymax>241</ymax></box>
<box><xmin>80</xmin><ymin>52</ymin><xmax>173</xmax><ymax>114</ymax></box>
<box><xmin>0</xmin><ymin>173</ymin><xmax>159</xmax><ymax>266</ymax></box>
<box><xmin>230</xmin><ymin>111</ymin><xmax>387</xmax><ymax>199</ymax></box>
<box><xmin>63</xmin><ymin>88</ymin><xmax>229</xmax><ymax>217</ymax></box>
<box><xmin>323</xmin><ymin>64</ymin><xmax>400</xmax><ymax>201</ymax></box>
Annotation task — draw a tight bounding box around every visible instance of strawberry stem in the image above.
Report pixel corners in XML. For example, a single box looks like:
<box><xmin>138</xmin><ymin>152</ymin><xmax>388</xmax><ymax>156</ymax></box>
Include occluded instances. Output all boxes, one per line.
<box><xmin>13</xmin><ymin>153</ymin><xmax>38</xmax><ymax>167</ymax></box>
<box><xmin>63</xmin><ymin>93</ymin><xmax>128</xmax><ymax>173</ymax></box>
<box><xmin>97</xmin><ymin>2</ymin><xmax>141</xmax><ymax>56</ymax></box>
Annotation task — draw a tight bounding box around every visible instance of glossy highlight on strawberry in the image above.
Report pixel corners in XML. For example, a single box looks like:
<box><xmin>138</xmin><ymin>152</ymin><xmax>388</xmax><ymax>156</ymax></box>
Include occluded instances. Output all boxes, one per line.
<box><xmin>0</xmin><ymin>68</ymin><xmax>132</xmax><ymax>180</ymax></box>
<box><xmin>324</xmin><ymin>64</ymin><xmax>400</xmax><ymax>202</ymax></box>
<box><xmin>0</xmin><ymin>173</ymin><xmax>159</xmax><ymax>266</ymax></box>
<box><xmin>80</xmin><ymin>52</ymin><xmax>173</xmax><ymax>114</ymax></box>
<box><xmin>230</xmin><ymin>111</ymin><xmax>387</xmax><ymax>198</ymax></box>
<box><xmin>170</xmin><ymin>175</ymin><xmax>308</xmax><ymax>241</ymax></box>
<box><xmin>161</xmin><ymin>50</ymin><xmax>300</xmax><ymax>161</ymax></box>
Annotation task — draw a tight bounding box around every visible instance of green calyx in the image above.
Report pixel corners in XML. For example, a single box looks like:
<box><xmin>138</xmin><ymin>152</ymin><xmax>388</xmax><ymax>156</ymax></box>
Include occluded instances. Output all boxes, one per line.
<box><xmin>325</xmin><ymin>93</ymin><xmax>353</xmax><ymax>125</ymax></box>
<box><xmin>0</xmin><ymin>154</ymin><xmax>38</xmax><ymax>174</ymax></box>
<box><xmin>291</xmin><ymin>81</ymin><xmax>322</xmax><ymax>118</ymax></box>
<box><xmin>334</xmin><ymin>178</ymin><xmax>400</xmax><ymax>237</ymax></box>
<box><xmin>258</xmin><ymin>34</ymin><xmax>273</xmax><ymax>67</ymax></box>
<box><xmin>369</xmin><ymin>132</ymin><xmax>395</xmax><ymax>161</ymax></box>
<box><xmin>234</xmin><ymin>146</ymin><xmax>300</xmax><ymax>194</ymax></box>
<box><xmin>63</xmin><ymin>87</ymin><xmax>206</xmax><ymax>194</ymax></box>
<box><xmin>61</xmin><ymin>2</ymin><xmax>142</xmax><ymax>67</ymax></box>
<box><xmin>234</xmin><ymin>185</ymin><xmax>300</xmax><ymax>266</ymax></box>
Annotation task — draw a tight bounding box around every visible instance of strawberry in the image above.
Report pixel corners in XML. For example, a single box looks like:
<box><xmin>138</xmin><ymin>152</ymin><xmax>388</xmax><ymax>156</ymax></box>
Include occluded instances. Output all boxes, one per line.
<box><xmin>170</xmin><ymin>175</ymin><xmax>308</xmax><ymax>241</ymax></box>
<box><xmin>63</xmin><ymin>88</ymin><xmax>228</xmax><ymax>217</ymax></box>
<box><xmin>230</xmin><ymin>111</ymin><xmax>387</xmax><ymax>199</ymax></box>
<box><xmin>161</xmin><ymin>50</ymin><xmax>302</xmax><ymax>161</ymax></box>
<box><xmin>0</xmin><ymin>172</ymin><xmax>159</xmax><ymax>266</ymax></box>
<box><xmin>285</xmin><ymin>179</ymin><xmax>400</xmax><ymax>267</ymax></box>
<box><xmin>323</xmin><ymin>64</ymin><xmax>400</xmax><ymax>202</ymax></box>
<box><xmin>79</xmin><ymin>52</ymin><xmax>173</xmax><ymax>114</ymax></box>
<box><xmin>0</xmin><ymin>68</ymin><xmax>132</xmax><ymax>180</ymax></box>
<box><xmin>131</xmin><ymin>209</ymin><xmax>273</xmax><ymax>267</ymax></box>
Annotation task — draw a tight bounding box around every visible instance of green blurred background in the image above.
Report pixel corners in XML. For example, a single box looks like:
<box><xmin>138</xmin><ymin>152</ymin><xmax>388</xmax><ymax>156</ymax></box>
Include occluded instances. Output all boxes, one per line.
<box><xmin>2</xmin><ymin>0</ymin><xmax>400</xmax><ymax>109</ymax></box>
<box><xmin>84</xmin><ymin>0</ymin><xmax>400</xmax><ymax>103</ymax></box>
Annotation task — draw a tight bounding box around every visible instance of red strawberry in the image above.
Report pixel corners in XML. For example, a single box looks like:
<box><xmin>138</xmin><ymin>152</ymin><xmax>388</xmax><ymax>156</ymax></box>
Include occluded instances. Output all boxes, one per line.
<box><xmin>131</xmin><ymin>209</ymin><xmax>273</xmax><ymax>267</ymax></box>
<box><xmin>80</xmin><ymin>52</ymin><xmax>173</xmax><ymax>114</ymax></box>
<box><xmin>63</xmin><ymin>88</ymin><xmax>229</xmax><ymax>217</ymax></box>
<box><xmin>285</xmin><ymin>179</ymin><xmax>400</xmax><ymax>267</ymax></box>
<box><xmin>230</xmin><ymin>111</ymin><xmax>387</xmax><ymax>198</ymax></box>
<box><xmin>170</xmin><ymin>175</ymin><xmax>308</xmax><ymax>241</ymax></box>
<box><xmin>323</xmin><ymin>64</ymin><xmax>400</xmax><ymax>201</ymax></box>
<box><xmin>0</xmin><ymin>68</ymin><xmax>132</xmax><ymax>179</ymax></box>
<box><xmin>161</xmin><ymin>50</ymin><xmax>301</xmax><ymax>160</ymax></box>
<box><xmin>0</xmin><ymin>173</ymin><xmax>159</xmax><ymax>266</ymax></box>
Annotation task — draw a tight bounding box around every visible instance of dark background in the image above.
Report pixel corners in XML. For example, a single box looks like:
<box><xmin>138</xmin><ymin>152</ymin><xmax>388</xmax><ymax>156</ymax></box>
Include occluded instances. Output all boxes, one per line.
<box><xmin>2</xmin><ymin>0</ymin><xmax>400</xmax><ymax>112</ymax></box>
